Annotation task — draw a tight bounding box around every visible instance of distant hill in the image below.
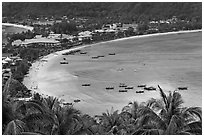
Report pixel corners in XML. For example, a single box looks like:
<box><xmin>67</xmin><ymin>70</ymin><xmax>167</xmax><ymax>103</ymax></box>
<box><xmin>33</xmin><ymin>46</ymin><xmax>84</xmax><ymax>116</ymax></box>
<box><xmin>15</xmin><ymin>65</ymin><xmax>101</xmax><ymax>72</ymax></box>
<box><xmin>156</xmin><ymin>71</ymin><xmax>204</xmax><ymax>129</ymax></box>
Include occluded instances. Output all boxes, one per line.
<box><xmin>2</xmin><ymin>2</ymin><xmax>202</xmax><ymax>22</ymax></box>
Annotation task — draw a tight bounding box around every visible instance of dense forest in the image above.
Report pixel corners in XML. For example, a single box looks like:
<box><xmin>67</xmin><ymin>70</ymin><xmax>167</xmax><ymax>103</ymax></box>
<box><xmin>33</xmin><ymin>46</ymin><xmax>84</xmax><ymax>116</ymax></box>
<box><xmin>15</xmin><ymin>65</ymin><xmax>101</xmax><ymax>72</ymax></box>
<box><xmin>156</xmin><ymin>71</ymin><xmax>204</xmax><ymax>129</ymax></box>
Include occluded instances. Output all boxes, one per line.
<box><xmin>2</xmin><ymin>2</ymin><xmax>202</xmax><ymax>22</ymax></box>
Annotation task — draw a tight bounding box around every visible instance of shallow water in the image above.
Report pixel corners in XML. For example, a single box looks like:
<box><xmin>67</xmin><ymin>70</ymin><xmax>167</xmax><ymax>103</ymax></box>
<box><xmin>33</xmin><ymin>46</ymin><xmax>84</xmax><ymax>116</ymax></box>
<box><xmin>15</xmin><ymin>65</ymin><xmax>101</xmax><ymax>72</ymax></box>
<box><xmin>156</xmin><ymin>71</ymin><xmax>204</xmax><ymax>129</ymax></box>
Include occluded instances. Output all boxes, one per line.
<box><xmin>28</xmin><ymin>32</ymin><xmax>202</xmax><ymax>115</ymax></box>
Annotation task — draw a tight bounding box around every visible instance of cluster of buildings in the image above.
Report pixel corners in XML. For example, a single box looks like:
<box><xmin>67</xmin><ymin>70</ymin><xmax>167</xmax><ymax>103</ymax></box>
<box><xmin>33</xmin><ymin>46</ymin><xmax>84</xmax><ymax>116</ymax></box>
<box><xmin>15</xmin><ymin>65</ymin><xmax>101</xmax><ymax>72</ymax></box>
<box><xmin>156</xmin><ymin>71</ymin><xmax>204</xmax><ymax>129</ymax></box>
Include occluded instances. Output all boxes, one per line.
<box><xmin>148</xmin><ymin>16</ymin><xmax>188</xmax><ymax>32</ymax></box>
<box><xmin>11</xmin><ymin>32</ymin><xmax>75</xmax><ymax>47</ymax></box>
<box><xmin>2</xmin><ymin>56</ymin><xmax>23</xmax><ymax>81</ymax></box>
<box><xmin>11</xmin><ymin>22</ymin><xmax>139</xmax><ymax>48</ymax></box>
<box><xmin>94</xmin><ymin>23</ymin><xmax>138</xmax><ymax>33</ymax></box>
<box><xmin>10</xmin><ymin>16</ymin><xmax>186</xmax><ymax>48</ymax></box>
<box><xmin>11</xmin><ymin>22</ymin><xmax>139</xmax><ymax>47</ymax></box>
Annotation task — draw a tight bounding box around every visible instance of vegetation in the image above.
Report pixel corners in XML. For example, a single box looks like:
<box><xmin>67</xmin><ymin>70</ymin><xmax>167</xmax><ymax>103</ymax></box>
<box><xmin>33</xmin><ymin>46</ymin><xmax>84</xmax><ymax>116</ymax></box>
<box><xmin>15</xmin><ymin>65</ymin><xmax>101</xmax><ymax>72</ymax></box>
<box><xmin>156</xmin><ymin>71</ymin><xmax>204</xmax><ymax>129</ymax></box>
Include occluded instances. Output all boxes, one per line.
<box><xmin>6</xmin><ymin>30</ymin><xmax>35</xmax><ymax>43</ymax></box>
<box><xmin>3</xmin><ymin>2</ymin><xmax>201</xmax><ymax>24</ymax></box>
<box><xmin>2</xmin><ymin>85</ymin><xmax>202</xmax><ymax>135</ymax></box>
<box><xmin>51</xmin><ymin>21</ymin><xmax>78</xmax><ymax>34</ymax></box>
<box><xmin>2</xmin><ymin>2</ymin><xmax>202</xmax><ymax>135</ymax></box>
<box><xmin>11</xmin><ymin>59</ymin><xmax>31</xmax><ymax>82</ymax></box>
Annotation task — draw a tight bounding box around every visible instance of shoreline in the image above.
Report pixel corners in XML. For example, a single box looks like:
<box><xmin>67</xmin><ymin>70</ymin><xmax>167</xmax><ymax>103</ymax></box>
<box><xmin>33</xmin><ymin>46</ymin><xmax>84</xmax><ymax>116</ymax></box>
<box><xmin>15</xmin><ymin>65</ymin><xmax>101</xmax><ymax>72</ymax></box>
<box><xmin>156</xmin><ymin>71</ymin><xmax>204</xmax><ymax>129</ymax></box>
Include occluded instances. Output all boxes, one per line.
<box><xmin>23</xmin><ymin>29</ymin><xmax>202</xmax><ymax>101</ymax></box>
<box><xmin>57</xmin><ymin>29</ymin><xmax>202</xmax><ymax>55</ymax></box>
<box><xmin>2</xmin><ymin>23</ymin><xmax>34</xmax><ymax>31</ymax></box>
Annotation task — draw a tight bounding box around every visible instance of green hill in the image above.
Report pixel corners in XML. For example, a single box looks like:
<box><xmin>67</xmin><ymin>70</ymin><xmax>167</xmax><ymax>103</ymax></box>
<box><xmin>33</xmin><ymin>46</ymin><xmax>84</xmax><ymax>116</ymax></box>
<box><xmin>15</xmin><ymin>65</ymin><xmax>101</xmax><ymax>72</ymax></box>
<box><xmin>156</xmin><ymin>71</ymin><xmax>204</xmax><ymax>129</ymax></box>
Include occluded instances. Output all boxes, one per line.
<box><xmin>2</xmin><ymin>2</ymin><xmax>202</xmax><ymax>22</ymax></box>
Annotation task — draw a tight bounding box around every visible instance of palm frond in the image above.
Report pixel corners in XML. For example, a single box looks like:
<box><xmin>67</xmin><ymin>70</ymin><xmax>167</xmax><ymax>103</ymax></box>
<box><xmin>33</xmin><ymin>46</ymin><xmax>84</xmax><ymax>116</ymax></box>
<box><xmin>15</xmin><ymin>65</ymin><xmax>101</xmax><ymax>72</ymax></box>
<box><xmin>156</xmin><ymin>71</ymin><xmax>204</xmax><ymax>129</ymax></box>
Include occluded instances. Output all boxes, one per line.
<box><xmin>184</xmin><ymin>129</ymin><xmax>202</xmax><ymax>135</ymax></box>
<box><xmin>183</xmin><ymin>121</ymin><xmax>202</xmax><ymax>134</ymax></box>
<box><xmin>164</xmin><ymin>115</ymin><xmax>178</xmax><ymax>134</ymax></box>
<box><xmin>158</xmin><ymin>85</ymin><xmax>168</xmax><ymax>110</ymax></box>
<box><xmin>138</xmin><ymin>107</ymin><xmax>166</xmax><ymax>130</ymax></box>
<box><xmin>20</xmin><ymin>132</ymin><xmax>42</xmax><ymax>135</ymax></box>
<box><xmin>133</xmin><ymin>128</ymin><xmax>163</xmax><ymax>135</ymax></box>
<box><xmin>177</xmin><ymin>131</ymin><xmax>192</xmax><ymax>135</ymax></box>
<box><xmin>172</xmin><ymin>91</ymin><xmax>184</xmax><ymax>109</ymax></box>
<box><xmin>3</xmin><ymin>119</ymin><xmax>27</xmax><ymax>135</ymax></box>
<box><xmin>184</xmin><ymin>107</ymin><xmax>202</xmax><ymax>121</ymax></box>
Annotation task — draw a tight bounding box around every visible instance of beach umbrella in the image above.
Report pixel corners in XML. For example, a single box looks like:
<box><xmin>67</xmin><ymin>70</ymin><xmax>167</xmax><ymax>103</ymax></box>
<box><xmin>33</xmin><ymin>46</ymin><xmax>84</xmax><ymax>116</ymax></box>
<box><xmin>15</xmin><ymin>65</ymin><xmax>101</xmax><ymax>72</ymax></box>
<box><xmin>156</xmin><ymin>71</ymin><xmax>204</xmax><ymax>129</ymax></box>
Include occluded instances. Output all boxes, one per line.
<box><xmin>5</xmin><ymin>57</ymin><xmax>12</xmax><ymax>62</ymax></box>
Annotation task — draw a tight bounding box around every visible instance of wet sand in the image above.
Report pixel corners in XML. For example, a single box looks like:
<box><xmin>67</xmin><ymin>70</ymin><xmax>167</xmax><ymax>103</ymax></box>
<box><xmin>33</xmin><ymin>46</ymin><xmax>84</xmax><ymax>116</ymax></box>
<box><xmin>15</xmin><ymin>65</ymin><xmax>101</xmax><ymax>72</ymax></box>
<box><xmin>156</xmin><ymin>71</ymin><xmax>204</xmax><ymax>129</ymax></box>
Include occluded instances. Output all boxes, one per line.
<box><xmin>23</xmin><ymin>31</ymin><xmax>202</xmax><ymax>115</ymax></box>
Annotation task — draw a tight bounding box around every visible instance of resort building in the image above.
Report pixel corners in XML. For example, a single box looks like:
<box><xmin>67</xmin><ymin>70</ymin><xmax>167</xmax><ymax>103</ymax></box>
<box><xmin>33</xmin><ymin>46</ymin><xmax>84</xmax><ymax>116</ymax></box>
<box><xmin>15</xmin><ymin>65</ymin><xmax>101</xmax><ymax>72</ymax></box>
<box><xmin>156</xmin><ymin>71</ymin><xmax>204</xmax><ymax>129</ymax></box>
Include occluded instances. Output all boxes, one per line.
<box><xmin>21</xmin><ymin>38</ymin><xmax>60</xmax><ymax>47</ymax></box>
<box><xmin>12</xmin><ymin>39</ymin><xmax>23</xmax><ymax>46</ymax></box>
<box><xmin>78</xmin><ymin>31</ymin><xmax>93</xmax><ymax>41</ymax></box>
<box><xmin>12</xmin><ymin>37</ymin><xmax>60</xmax><ymax>47</ymax></box>
<box><xmin>48</xmin><ymin>33</ymin><xmax>75</xmax><ymax>42</ymax></box>
<box><xmin>122</xmin><ymin>23</ymin><xmax>138</xmax><ymax>31</ymax></box>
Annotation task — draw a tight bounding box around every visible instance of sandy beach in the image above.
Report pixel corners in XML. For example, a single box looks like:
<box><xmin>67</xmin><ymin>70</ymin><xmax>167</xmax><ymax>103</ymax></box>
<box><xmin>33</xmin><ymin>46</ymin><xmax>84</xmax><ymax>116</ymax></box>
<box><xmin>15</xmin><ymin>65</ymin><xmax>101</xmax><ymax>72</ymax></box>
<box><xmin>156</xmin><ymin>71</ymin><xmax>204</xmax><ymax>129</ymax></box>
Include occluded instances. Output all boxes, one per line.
<box><xmin>23</xmin><ymin>30</ymin><xmax>202</xmax><ymax>115</ymax></box>
<box><xmin>2</xmin><ymin>23</ymin><xmax>34</xmax><ymax>31</ymax></box>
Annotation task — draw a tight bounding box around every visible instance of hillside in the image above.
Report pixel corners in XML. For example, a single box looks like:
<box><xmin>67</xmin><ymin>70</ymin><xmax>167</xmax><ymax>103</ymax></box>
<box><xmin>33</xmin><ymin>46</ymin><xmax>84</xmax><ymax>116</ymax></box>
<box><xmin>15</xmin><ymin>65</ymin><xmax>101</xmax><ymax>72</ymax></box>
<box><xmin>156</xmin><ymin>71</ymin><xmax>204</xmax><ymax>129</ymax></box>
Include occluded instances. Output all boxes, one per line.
<box><xmin>2</xmin><ymin>2</ymin><xmax>202</xmax><ymax>22</ymax></box>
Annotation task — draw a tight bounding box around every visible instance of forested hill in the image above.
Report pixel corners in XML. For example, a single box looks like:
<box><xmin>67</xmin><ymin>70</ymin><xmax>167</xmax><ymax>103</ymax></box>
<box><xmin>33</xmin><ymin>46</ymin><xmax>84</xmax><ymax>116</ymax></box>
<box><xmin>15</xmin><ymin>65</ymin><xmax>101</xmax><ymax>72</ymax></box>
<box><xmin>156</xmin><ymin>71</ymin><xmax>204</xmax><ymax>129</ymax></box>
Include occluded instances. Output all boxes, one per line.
<box><xmin>2</xmin><ymin>2</ymin><xmax>202</xmax><ymax>22</ymax></box>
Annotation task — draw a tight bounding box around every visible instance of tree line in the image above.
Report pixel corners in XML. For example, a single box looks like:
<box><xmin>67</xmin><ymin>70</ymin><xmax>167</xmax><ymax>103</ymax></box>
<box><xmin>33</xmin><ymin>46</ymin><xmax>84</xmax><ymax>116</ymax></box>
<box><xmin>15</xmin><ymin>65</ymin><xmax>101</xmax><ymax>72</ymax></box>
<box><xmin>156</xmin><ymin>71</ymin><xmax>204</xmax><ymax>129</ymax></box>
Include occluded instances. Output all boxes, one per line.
<box><xmin>2</xmin><ymin>84</ymin><xmax>202</xmax><ymax>135</ymax></box>
<box><xmin>3</xmin><ymin>2</ymin><xmax>202</xmax><ymax>24</ymax></box>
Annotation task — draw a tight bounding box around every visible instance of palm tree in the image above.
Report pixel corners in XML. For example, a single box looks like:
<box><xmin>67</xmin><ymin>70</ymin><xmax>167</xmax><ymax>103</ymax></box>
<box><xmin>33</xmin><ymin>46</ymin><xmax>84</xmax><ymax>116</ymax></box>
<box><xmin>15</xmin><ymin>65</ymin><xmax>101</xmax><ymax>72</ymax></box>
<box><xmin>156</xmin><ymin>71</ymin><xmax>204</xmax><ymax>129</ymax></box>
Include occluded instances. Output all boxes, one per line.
<box><xmin>53</xmin><ymin>105</ymin><xmax>82</xmax><ymax>135</ymax></box>
<box><xmin>2</xmin><ymin>99</ymin><xmax>49</xmax><ymax>135</ymax></box>
<box><xmin>133</xmin><ymin>85</ymin><xmax>202</xmax><ymax>135</ymax></box>
<box><xmin>2</xmin><ymin>90</ymin><xmax>58</xmax><ymax>135</ymax></box>
<box><xmin>120</xmin><ymin>101</ymin><xmax>146</xmax><ymax>134</ymax></box>
<box><xmin>97</xmin><ymin>108</ymin><xmax>123</xmax><ymax>135</ymax></box>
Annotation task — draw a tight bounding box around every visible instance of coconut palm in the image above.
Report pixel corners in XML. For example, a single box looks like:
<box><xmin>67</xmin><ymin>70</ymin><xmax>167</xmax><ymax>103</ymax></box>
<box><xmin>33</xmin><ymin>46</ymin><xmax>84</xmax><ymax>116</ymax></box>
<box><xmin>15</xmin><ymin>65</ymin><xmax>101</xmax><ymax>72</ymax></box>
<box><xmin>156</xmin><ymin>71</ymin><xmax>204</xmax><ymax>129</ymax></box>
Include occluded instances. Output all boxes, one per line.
<box><xmin>120</xmin><ymin>101</ymin><xmax>147</xmax><ymax>134</ymax></box>
<box><xmin>23</xmin><ymin>95</ymin><xmax>83</xmax><ymax>135</ymax></box>
<box><xmin>2</xmin><ymin>94</ymin><xmax>58</xmax><ymax>135</ymax></box>
<box><xmin>97</xmin><ymin>108</ymin><xmax>123</xmax><ymax>135</ymax></box>
<box><xmin>2</xmin><ymin>99</ymin><xmax>46</xmax><ymax>134</ymax></box>
<box><xmin>52</xmin><ymin>105</ymin><xmax>82</xmax><ymax>135</ymax></box>
<box><xmin>133</xmin><ymin>85</ymin><xmax>202</xmax><ymax>135</ymax></box>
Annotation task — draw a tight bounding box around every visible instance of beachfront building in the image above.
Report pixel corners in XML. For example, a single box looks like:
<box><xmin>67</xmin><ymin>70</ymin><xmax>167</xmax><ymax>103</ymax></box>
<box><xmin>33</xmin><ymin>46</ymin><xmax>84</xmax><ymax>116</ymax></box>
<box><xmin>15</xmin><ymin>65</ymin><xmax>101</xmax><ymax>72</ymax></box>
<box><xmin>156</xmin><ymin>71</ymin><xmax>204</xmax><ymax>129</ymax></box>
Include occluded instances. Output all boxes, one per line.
<box><xmin>2</xmin><ymin>55</ymin><xmax>23</xmax><ymax>81</ymax></box>
<box><xmin>122</xmin><ymin>23</ymin><xmax>138</xmax><ymax>32</ymax></box>
<box><xmin>12</xmin><ymin>40</ymin><xmax>23</xmax><ymax>47</ymax></box>
<box><xmin>12</xmin><ymin>37</ymin><xmax>61</xmax><ymax>48</ymax></box>
<box><xmin>22</xmin><ymin>38</ymin><xmax>60</xmax><ymax>47</ymax></box>
<box><xmin>102</xmin><ymin>24</ymin><xmax>118</xmax><ymax>30</ymax></box>
<box><xmin>78</xmin><ymin>31</ymin><xmax>93</xmax><ymax>42</ymax></box>
<box><xmin>48</xmin><ymin>33</ymin><xmax>75</xmax><ymax>42</ymax></box>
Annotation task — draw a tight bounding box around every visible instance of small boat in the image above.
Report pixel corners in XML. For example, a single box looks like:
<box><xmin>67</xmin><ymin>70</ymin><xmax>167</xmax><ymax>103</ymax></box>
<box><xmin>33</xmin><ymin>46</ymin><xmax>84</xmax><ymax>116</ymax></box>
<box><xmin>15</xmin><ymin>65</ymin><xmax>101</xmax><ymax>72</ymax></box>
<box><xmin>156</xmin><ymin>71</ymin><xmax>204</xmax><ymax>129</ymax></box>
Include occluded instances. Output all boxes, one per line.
<box><xmin>119</xmin><ymin>85</ymin><xmax>127</xmax><ymax>87</ymax></box>
<box><xmin>80</xmin><ymin>52</ymin><xmax>87</xmax><ymax>54</ymax></box>
<box><xmin>138</xmin><ymin>84</ymin><xmax>146</xmax><ymax>88</ymax></box>
<box><xmin>60</xmin><ymin>61</ymin><xmax>69</xmax><ymax>64</ymax></box>
<box><xmin>92</xmin><ymin>56</ymin><xmax>99</xmax><ymax>59</ymax></box>
<box><xmin>119</xmin><ymin>90</ymin><xmax>128</xmax><ymax>92</ymax></box>
<box><xmin>63</xmin><ymin>102</ymin><xmax>72</xmax><ymax>105</ymax></box>
<box><xmin>98</xmin><ymin>55</ymin><xmax>105</xmax><ymax>57</ymax></box>
<box><xmin>144</xmin><ymin>86</ymin><xmax>156</xmax><ymax>91</ymax></box>
<box><xmin>62</xmin><ymin>53</ymin><xmax>68</xmax><ymax>55</ymax></box>
<box><xmin>41</xmin><ymin>59</ymin><xmax>48</xmax><ymax>62</ymax></box>
<box><xmin>74</xmin><ymin>99</ymin><xmax>81</xmax><ymax>103</ymax></box>
<box><xmin>178</xmin><ymin>87</ymin><xmax>188</xmax><ymax>90</ymax></box>
<box><xmin>106</xmin><ymin>87</ymin><xmax>114</xmax><ymax>90</ymax></box>
<box><xmin>125</xmin><ymin>87</ymin><xmax>134</xmax><ymax>89</ymax></box>
<box><xmin>109</xmin><ymin>53</ymin><xmax>116</xmax><ymax>55</ymax></box>
<box><xmin>82</xmin><ymin>84</ymin><xmax>91</xmax><ymax>86</ymax></box>
<box><xmin>136</xmin><ymin>90</ymin><xmax>144</xmax><ymax>93</ymax></box>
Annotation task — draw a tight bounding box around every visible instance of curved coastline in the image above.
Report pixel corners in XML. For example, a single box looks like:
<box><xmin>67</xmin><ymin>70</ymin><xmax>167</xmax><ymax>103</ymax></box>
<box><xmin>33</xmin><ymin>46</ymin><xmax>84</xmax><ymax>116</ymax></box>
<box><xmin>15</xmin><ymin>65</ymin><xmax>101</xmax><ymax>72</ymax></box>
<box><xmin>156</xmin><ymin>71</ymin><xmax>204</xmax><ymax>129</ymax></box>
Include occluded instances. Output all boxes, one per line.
<box><xmin>23</xmin><ymin>29</ymin><xmax>202</xmax><ymax>114</ymax></box>
<box><xmin>2</xmin><ymin>23</ymin><xmax>34</xmax><ymax>31</ymax></box>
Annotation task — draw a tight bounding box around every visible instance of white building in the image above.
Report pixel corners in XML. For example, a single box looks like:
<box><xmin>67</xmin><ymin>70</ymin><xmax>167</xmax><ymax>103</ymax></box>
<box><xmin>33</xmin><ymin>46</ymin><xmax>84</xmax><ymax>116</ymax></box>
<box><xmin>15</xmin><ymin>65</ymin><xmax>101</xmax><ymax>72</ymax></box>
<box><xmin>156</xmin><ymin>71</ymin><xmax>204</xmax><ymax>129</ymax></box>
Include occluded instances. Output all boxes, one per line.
<box><xmin>12</xmin><ymin>40</ymin><xmax>23</xmax><ymax>46</ymax></box>
<box><xmin>21</xmin><ymin>38</ymin><xmax>60</xmax><ymax>47</ymax></box>
<box><xmin>78</xmin><ymin>31</ymin><xmax>93</xmax><ymax>41</ymax></box>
